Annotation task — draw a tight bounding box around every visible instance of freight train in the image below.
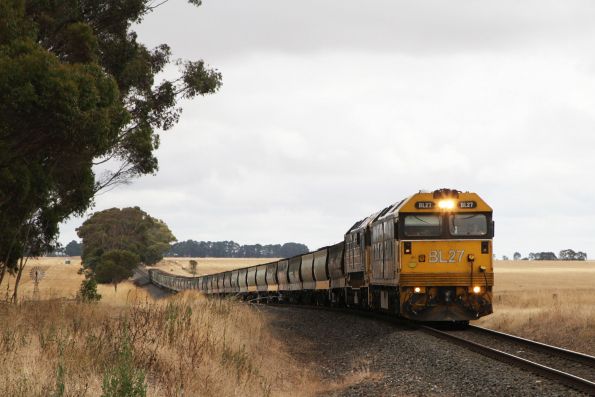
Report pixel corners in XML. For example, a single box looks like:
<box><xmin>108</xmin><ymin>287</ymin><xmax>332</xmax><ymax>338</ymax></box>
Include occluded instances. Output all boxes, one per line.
<box><xmin>149</xmin><ymin>189</ymin><xmax>494</xmax><ymax>323</ymax></box>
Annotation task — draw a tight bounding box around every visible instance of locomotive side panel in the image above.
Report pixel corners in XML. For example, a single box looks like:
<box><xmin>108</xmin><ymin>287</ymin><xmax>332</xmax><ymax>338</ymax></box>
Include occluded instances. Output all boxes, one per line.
<box><xmin>328</xmin><ymin>242</ymin><xmax>345</xmax><ymax>289</ymax></box>
<box><xmin>371</xmin><ymin>222</ymin><xmax>384</xmax><ymax>279</ymax></box>
<box><xmin>383</xmin><ymin>220</ymin><xmax>396</xmax><ymax>280</ymax></box>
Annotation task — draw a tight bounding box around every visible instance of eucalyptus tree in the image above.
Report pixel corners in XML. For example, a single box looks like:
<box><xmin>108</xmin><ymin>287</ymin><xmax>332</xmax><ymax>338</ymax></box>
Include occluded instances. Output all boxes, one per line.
<box><xmin>0</xmin><ymin>0</ymin><xmax>221</xmax><ymax>299</ymax></box>
<box><xmin>77</xmin><ymin>207</ymin><xmax>176</xmax><ymax>270</ymax></box>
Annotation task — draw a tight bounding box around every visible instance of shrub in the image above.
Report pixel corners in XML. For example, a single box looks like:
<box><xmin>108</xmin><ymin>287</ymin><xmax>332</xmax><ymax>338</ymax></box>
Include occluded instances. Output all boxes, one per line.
<box><xmin>189</xmin><ymin>260</ymin><xmax>198</xmax><ymax>275</ymax></box>
<box><xmin>101</xmin><ymin>335</ymin><xmax>147</xmax><ymax>397</ymax></box>
<box><xmin>79</xmin><ymin>277</ymin><xmax>102</xmax><ymax>302</ymax></box>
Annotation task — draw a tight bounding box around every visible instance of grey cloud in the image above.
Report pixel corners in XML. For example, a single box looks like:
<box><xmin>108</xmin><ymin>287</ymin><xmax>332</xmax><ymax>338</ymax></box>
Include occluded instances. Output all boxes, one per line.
<box><xmin>59</xmin><ymin>3</ymin><xmax>595</xmax><ymax>259</ymax></box>
<box><xmin>136</xmin><ymin>0</ymin><xmax>595</xmax><ymax>59</ymax></box>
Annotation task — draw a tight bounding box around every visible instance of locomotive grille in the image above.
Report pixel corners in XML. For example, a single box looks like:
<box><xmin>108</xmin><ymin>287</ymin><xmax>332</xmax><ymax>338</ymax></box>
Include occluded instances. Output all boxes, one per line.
<box><xmin>399</xmin><ymin>273</ymin><xmax>494</xmax><ymax>286</ymax></box>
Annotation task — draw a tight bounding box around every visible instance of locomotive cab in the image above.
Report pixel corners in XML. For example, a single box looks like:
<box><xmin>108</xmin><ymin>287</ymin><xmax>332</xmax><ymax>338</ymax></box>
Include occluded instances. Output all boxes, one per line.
<box><xmin>396</xmin><ymin>189</ymin><xmax>494</xmax><ymax>321</ymax></box>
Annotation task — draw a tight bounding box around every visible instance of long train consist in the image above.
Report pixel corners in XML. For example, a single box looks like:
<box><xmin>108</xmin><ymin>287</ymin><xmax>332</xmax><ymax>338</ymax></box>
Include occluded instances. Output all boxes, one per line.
<box><xmin>150</xmin><ymin>189</ymin><xmax>494</xmax><ymax>323</ymax></box>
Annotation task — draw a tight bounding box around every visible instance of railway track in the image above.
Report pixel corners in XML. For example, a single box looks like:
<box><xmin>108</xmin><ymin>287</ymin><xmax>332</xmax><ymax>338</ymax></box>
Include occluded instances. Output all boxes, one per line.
<box><xmin>421</xmin><ymin>325</ymin><xmax>595</xmax><ymax>395</ymax></box>
<box><xmin>259</xmin><ymin>302</ymin><xmax>595</xmax><ymax>394</ymax></box>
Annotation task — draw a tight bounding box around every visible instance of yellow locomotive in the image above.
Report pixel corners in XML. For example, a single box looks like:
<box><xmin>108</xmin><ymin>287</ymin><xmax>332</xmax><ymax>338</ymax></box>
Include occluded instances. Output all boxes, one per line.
<box><xmin>150</xmin><ymin>188</ymin><xmax>494</xmax><ymax>323</ymax></box>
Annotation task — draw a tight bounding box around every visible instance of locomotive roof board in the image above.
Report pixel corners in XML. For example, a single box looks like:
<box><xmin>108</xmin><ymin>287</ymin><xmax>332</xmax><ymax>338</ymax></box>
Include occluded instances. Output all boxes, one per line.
<box><xmin>398</xmin><ymin>191</ymin><xmax>492</xmax><ymax>213</ymax></box>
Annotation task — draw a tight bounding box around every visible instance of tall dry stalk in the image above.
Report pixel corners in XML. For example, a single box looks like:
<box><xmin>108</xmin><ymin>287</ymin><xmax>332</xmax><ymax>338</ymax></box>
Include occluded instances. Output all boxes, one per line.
<box><xmin>0</xmin><ymin>292</ymin><xmax>315</xmax><ymax>396</ymax></box>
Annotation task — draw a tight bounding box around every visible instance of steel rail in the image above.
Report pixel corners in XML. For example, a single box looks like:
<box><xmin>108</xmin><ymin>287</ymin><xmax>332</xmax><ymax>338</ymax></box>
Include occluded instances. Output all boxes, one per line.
<box><xmin>421</xmin><ymin>325</ymin><xmax>595</xmax><ymax>395</ymax></box>
<box><xmin>468</xmin><ymin>324</ymin><xmax>595</xmax><ymax>369</ymax></box>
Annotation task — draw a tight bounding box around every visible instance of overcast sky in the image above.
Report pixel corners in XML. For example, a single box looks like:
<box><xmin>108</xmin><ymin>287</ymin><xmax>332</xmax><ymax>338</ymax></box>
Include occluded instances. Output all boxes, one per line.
<box><xmin>60</xmin><ymin>0</ymin><xmax>595</xmax><ymax>258</ymax></box>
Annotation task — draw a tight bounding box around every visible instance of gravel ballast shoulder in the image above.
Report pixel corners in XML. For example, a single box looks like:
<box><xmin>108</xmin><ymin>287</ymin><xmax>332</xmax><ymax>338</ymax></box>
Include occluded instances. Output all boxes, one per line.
<box><xmin>257</xmin><ymin>305</ymin><xmax>585</xmax><ymax>396</ymax></box>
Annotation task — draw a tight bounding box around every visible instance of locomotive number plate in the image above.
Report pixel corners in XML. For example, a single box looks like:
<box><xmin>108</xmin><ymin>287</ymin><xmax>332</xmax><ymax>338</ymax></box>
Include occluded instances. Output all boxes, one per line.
<box><xmin>428</xmin><ymin>249</ymin><xmax>465</xmax><ymax>263</ymax></box>
<box><xmin>459</xmin><ymin>201</ymin><xmax>477</xmax><ymax>208</ymax></box>
<box><xmin>415</xmin><ymin>201</ymin><xmax>434</xmax><ymax>209</ymax></box>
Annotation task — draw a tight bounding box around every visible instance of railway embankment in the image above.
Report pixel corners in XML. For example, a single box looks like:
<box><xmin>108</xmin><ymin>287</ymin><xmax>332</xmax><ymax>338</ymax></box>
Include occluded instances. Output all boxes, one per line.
<box><xmin>259</xmin><ymin>305</ymin><xmax>586</xmax><ymax>396</ymax></box>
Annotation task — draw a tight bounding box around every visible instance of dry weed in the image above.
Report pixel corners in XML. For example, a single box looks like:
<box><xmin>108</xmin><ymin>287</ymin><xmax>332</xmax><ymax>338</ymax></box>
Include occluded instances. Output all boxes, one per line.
<box><xmin>0</xmin><ymin>292</ymin><xmax>315</xmax><ymax>396</ymax></box>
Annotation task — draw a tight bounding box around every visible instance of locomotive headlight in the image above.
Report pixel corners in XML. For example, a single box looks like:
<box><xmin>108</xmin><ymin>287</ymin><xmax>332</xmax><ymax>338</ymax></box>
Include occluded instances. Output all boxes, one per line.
<box><xmin>472</xmin><ymin>286</ymin><xmax>481</xmax><ymax>294</ymax></box>
<box><xmin>414</xmin><ymin>287</ymin><xmax>421</xmax><ymax>293</ymax></box>
<box><xmin>438</xmin><ymin>199</ymin><xmax>455</xmax><ymax>210</ymax></box>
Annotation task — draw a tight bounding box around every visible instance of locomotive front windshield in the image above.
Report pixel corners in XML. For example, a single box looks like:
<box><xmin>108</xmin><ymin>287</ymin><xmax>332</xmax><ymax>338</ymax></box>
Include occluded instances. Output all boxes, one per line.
<box><xmin>403</xmin><ymin>215</ymin><xmax>442</xmax><ymax>237</ymax></box>
<box><xmin>449</xmin><ymin>214</ymin><xmax>487</xmax><ymax>236</ymax></box>
<box><xmin>402</xmin><ymin>213</ymin><xmax>490</xmax><ymax>238</ymax></box>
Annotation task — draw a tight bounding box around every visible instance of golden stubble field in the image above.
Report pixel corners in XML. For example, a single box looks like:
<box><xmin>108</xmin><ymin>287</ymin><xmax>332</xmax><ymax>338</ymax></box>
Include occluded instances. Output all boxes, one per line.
<box><xmin>0</xmin><ymin>257</ymin><xmax>275</xmax><ymax>305</ymax></box>
<box><xmin>147</xmin><ymin>257</ymin><xmax>277</xmax><ymax>277</ymax></box>
<box><xmin>0</xmin><ymin>257</ymin><xmax>148</xmax><ymax>305</ymax></box>
<box><xmin>2</xmin><ymin>258</ymin><xmax>594</xmax><ymax>354</ymax></box>
<box><xmin>476</xmin><ymin>260</ymin><xmax>595</xmax><ymax>355</ymax></box>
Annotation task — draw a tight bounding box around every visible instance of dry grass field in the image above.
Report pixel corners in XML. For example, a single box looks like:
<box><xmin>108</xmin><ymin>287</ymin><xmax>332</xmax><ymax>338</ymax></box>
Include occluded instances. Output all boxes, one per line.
<box><xmin>149</xmin><ymin>257</ymin><xmax>276</xmax><ymax>277</ymax></box>
<box><xmin>0</xmin><ymin>292</ymin><xmax>317</xmax><ymax>396</ymax></box>
<box><xmin>0</xmin><ymin>257</ymin><xmax>272</xmax><ymax>304</ymax></box>
<box><xmin>0</xmin><ymin>257</ymin><xmax>319</xmax><ymax>396</ymax></box>
<box><xmin>476</xmin><ymin>260</ymin><xmax>595</xmax><ymax>355</ymax></box>
<box><xmin>0</xmin><ymin>256</ymin><xmax>593</xmax><ymax>396</ymax></box>
<box><xmin>0</xmin><ymin>257</ymin><xmax>151</xmax><ymax>305</ymax></box>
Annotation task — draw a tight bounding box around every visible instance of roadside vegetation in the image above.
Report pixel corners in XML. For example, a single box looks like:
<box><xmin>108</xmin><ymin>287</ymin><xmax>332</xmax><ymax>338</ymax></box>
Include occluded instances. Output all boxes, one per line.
<box><xmin>0</xmin><ymin>292</ymin><xmax>314</xmax><ymax>396</ymax></box>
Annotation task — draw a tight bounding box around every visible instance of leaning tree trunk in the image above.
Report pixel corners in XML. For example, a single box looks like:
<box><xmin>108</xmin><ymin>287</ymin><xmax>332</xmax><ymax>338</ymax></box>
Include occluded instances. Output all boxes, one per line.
<box><xmin>11</xmin><ymin>219</ymin><xmax>33</xmax><ymax>303</ymax></box>
<box><xmin>11</xmin><ymin>256</ymin><xmax>28</xmax><ymax>303</ymax></box>
<box><xmin>1</xmin><ymin>225</ymin><xmax>23</xmax><ymax>287</ymax></box>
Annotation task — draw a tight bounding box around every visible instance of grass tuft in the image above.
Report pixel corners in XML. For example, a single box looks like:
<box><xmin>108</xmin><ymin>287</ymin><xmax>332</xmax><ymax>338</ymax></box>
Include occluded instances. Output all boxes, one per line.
<box><xmin>0</xmin><ymin>293</ymin><xmax>315</xmax><ymax>396</ymax></box>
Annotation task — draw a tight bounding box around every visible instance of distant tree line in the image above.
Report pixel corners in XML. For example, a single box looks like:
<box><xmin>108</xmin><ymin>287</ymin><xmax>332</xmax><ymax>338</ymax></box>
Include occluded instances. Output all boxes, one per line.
<box><xmin>507</xmin><ymin>250</ymin><xmax>587</xmax><ymax>261</ymax></box>
<box><xmin>51</xmin><ymin>239</ymin><xmax>310</xmax><ymax>259</ymax></box>
<box><xmin>48</xmin><ymin>240</ymin><xmax>83</xmax><ymax>257</ymax></box>
<box><xmin>167</xmin><ymin>240</ymin><xmax>309</xmax><ymax>258</ymax></box>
